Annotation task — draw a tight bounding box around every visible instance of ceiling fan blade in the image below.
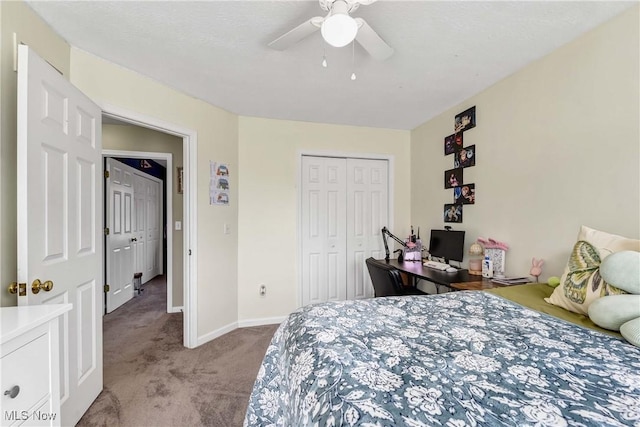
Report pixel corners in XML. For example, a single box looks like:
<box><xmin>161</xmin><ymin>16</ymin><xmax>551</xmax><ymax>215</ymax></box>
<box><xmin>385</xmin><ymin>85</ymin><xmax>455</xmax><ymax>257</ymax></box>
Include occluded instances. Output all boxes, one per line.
<box><xmin>268</xmin><ymin>17</ymin><xmax>324</xmax><ymax>50</ymax></box>
<box><xmin>354</xmin><ymin>17</ymin><xmax>394</xmax><ymax>60</ymax></box>
<box><xmin>353</xmin><ymin>0</ymin><xmax>378</xmax><ymax>6</ymax></box>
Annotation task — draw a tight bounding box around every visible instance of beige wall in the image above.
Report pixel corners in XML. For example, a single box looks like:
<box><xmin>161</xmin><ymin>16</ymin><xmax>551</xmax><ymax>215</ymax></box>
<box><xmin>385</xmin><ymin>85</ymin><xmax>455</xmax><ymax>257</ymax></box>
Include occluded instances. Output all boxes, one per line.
<box><xmin>237</xmin><ymin>117</ymin><xmax>411</xmax><ymax>321</ymax></box>
<box><xmin>4</xmin><ymin>1</ymin><xmax>638</xmax><ymax>337</ymax></box>
<box><xmin>103</xmin><ymin>124</ymin><xmax>184</xmax><ymax>307</ymax></box>
<box><xmin>70</xmin><ymin>49</ymin><xmax>239</xmax><ymax>340</ymax></box>
<box><xmin>0</xmin><ymin>1</ymin><xmax>71</xmax><ymax>307</ymax></box>
<box><xmin>410</xmin><ymin>6</ymin><xmax>640</xmax><ymax>282</ymax></box>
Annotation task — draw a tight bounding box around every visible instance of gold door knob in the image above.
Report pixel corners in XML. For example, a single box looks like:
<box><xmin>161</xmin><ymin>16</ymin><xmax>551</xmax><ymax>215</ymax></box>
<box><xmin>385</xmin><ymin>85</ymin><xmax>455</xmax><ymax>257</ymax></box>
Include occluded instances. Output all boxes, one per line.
<box><xmin>8</xmin><ymin>282</ymin><xmax>18</xmax><ymax>294</ymax></box>
<box><xmin>31</xmin><ymin>279</ymin><xmax>54</xmax><ymax>294</ymax></box>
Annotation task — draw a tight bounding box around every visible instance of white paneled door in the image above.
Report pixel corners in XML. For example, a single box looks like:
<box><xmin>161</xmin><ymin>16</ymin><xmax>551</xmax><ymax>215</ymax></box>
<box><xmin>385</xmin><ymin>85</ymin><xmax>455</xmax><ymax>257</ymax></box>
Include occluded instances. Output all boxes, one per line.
<box><xmin>346</xmin><ymin>159</ymin><xmax>389</xmax><ymax>300</ymax></box>
<box><xmin>131</xmin><ymin>172</ymin><xmax>162</xmax><ymax>284</ymax></box>
<box><xmin>106</xmin><ymin>159</ymin><xmax>163</xmax><ymax>310</ymax></box>
<box><xmin>301</xmin><ymin>156</ymin><xmax>389</xmax><ymax>306</ymax></box>
<box><xmin>144</xmin><ymin>175</ymin><xmax>162</xmax><ymax>280</ymax></box>
<box><xmin>105</xmin><ymin>158</ymin><xmax>135</xmax><ymax>313</ymax></box>
<box><xmin>17</xmin><ymin>45</ymin><xmax>103</xmax><ymax>426</ymax></box>
<box><xmin>133</xmin><ymin>173</ymin><xmax>146</xmax><ymax>277</ymax></box>
<box><xmin>301</xmin><ymin>156</ymin><xmax>347</xmax><ymax>305</ymax></box>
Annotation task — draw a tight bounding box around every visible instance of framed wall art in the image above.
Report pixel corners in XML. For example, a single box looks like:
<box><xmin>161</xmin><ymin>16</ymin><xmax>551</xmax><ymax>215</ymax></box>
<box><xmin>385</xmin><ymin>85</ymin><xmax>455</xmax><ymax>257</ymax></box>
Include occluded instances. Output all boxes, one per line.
<box><xmin>444</xmin><ymin>204</ymin><xmax>463</xmax><ymax>223</ymax></box>
<box><xmin>444</xmin><ymin>132</ymin><xmax>463</xmax><ymax>155</ymax></box>
<box><xmin>453</xmin><ymin>183</ymin><xmax>475</xmax><ymax>205</ymax></box>
<box><xmin>454</xmin><ymin>106</ymin><xmax>476</xmax><ymax>133</ymax></box>
<box><xmin>444</xmin><ymin>168</ymin><xmax>463</xmax><ymax>189</ymax></box>
<box><xmin>454</xmin><ymin>145</ymin><xmax>475</xmax><ymax>168</ymax></box>
<box><xmin>177</xmin><ymin>167</ymin><xmax>183</xmax><ymax>194</ymax></box>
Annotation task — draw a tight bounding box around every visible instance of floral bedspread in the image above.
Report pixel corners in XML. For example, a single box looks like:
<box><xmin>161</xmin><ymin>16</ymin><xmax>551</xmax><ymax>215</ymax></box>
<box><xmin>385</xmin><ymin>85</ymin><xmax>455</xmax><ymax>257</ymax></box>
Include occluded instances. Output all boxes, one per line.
<box><xmin>244</xmin><ymin>292</ymin><xmax>640</xmax><ymax>426</ymax></box>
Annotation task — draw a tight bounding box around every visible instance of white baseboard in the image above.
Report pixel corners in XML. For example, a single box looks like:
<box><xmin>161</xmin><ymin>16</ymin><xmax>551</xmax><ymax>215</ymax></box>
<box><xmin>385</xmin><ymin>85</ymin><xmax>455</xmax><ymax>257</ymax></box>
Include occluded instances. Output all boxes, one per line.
<box><xmin>238</xmin><ymin>316</ymin><xmax>287</xmax><ymax>328</ymax></box>
<box><xmin>195</xmin><ymin>316</ymin><xmax>286</xmax><ymax>347</ymax></box>
<box><xmin>196</xmin><ymin>321</ymin><xmax>238</xmax><ymax>347</ymax></box>
<box><xmin>168</xmin><ymin>306</ymin><xmax>183</xmax><ymax>313</ymax></box>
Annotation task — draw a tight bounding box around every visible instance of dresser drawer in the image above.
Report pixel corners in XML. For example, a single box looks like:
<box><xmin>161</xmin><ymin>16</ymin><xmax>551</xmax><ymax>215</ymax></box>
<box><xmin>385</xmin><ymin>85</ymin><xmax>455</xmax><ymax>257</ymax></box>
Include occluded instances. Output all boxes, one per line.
<box><xmin>1</xmin><ymin>332</ymin><xmax>51</xmax><ymax>418</ymax></box>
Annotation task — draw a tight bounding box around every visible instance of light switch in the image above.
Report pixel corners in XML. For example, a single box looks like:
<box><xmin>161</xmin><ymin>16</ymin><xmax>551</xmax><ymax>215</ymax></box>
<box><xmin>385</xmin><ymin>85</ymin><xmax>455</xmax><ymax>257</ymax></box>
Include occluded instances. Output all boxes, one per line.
<box><xmin>175</xmin><ymin>221</ymin><xmax>182</xmax><ymax>231</ymax></box>
<box><xmin>224</xmin><ymin>223</ymin><xmax>230</xmax><ymax>234</ymax></box>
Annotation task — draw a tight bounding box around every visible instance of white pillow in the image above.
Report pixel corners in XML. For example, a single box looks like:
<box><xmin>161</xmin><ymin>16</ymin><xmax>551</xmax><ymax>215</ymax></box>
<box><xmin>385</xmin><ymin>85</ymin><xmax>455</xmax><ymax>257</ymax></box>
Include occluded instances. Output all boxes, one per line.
<box><xmin>545</xmin><ymin>226</ymin><xmax>640</xmax><ymax>315</ymax></box>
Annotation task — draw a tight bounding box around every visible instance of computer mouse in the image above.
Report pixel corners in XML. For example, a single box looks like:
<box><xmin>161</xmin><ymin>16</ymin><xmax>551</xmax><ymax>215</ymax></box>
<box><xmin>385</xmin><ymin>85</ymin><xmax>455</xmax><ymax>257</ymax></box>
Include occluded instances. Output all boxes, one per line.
<box><xmin>445</xmin><ymin>267</ymin><xmax>457</xmax><ymax>273</ymax></box>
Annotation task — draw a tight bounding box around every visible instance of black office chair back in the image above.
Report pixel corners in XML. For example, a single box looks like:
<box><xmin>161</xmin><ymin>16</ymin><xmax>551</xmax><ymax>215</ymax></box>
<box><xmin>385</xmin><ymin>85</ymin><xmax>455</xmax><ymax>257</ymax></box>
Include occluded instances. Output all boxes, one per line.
<box><xmin>366</xmin><ymin>257</ymin><xmax>404</xmax><ymax>297</ymax></box>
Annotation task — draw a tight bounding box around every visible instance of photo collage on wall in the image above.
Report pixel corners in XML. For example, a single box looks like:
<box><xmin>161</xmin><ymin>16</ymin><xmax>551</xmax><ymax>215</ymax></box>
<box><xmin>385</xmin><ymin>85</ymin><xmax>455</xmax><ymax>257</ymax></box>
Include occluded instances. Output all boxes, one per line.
<box><xmin>443</xmin><ymin>106</ymin><xmax>476</xmax><ymax>223</ymax></box>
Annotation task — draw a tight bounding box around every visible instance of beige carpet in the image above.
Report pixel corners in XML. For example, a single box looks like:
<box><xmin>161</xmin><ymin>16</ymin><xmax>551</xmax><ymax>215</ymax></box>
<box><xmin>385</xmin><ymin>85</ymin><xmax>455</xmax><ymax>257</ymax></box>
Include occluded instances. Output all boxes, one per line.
<box><xmin>77</xmin><ymin>276</ymin><xmax>278</xmax><ymax>427</ymax></box>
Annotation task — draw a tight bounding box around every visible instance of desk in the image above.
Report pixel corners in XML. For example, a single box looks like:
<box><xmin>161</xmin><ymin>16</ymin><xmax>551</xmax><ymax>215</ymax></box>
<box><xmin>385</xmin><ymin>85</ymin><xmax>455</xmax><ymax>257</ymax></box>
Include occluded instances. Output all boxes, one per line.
<box><xmin>381</xmin><ymin>259</ymin><xmax>503</xmax><ymax>293</ymax></box>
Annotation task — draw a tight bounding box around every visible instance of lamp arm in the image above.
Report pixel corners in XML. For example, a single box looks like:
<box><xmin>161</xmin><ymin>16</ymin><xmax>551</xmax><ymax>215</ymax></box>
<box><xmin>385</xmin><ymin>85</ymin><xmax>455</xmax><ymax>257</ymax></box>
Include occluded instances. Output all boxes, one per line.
<box><xmin>381</xmin><ymin>227</ymin><xmax>407</xmax><ymax>261</ymax></box>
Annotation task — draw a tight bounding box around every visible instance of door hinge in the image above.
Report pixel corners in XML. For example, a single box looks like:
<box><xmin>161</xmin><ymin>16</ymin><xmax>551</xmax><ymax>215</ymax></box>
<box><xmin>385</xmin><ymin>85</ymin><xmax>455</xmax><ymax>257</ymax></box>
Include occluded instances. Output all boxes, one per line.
<box><xmin>104</xmin><ymin>227</ymin><xmax>110</xmax><ymax>235</ymax></box>
<box><xmin>188</xmin><ymin>249</ymin><xmax>192</xmax><ymax>256</ymax></box>
<box><xmin>104</xmin><ymin>284</ymin><xmax>110</xmax><ymax>292</ymax></box>
<box><xmin>104</xmin><ymin>170</ymin><xmax>110</xmax><ymax>179</ymax></box>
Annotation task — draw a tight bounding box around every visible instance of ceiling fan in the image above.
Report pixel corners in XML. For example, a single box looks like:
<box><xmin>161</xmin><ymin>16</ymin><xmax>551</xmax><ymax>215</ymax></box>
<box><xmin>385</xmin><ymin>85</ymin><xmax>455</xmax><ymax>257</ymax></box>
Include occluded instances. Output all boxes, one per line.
<box><xmin>268</xmin><ymin>0</ymin><xmax>394</xmax><ymax>61</ymax></box>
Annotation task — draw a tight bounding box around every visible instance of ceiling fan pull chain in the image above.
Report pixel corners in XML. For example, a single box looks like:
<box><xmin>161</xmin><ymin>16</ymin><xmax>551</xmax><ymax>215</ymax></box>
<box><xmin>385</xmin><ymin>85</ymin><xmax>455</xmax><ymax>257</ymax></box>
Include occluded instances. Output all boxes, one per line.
<box><xmin>351</xmin><ymin>40</ymin><xmax>357</xmax><ymax>80</ymax></box>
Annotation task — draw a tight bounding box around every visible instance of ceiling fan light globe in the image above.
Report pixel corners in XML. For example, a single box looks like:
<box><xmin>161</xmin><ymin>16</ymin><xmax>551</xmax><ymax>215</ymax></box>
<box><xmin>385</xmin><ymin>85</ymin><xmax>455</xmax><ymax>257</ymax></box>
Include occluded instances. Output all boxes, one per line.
<box><xmin>321</xmin><ymin>14</ymin><xmax>358</xmax><ymax>47</ymax></box>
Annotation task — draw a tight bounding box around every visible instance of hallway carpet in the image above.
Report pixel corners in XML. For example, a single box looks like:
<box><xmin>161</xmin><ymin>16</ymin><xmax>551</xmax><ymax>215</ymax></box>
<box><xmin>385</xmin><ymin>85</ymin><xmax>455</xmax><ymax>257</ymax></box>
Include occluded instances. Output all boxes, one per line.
<box><xmin>77</xmin><ymin>276</ymin><xmax>279</xmax><ymax>427</ymax></box>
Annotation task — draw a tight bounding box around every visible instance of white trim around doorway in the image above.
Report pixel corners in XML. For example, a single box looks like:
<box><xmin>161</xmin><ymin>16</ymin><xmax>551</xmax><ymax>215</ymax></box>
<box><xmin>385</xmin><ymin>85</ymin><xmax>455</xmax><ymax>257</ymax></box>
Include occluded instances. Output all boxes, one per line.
<box><xmin>101</xmin><ymin>103</ymin><xmax>198</xmax><ymax>349</ymax></box>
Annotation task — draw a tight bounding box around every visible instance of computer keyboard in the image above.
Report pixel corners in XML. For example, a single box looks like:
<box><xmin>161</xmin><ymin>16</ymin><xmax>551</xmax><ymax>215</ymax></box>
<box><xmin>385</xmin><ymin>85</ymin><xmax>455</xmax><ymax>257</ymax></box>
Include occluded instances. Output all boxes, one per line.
<box><xmin>423</xmin><ymin>260</ymin><xmax>450</xmax><ymax>270</ymax></box>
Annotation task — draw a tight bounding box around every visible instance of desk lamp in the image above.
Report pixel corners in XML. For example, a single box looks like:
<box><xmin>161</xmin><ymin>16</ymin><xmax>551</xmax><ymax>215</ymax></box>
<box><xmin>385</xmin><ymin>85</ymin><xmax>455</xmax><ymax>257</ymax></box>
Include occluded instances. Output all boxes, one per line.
<box><xmin>381</xmin><ymin>227</ymin><xmax>409</xmax><ymax>262</ymax></box>
<box><xmin>468</xmin><ymin>242</ymin><xmax>484</xmax><ymax>275</ymax></box>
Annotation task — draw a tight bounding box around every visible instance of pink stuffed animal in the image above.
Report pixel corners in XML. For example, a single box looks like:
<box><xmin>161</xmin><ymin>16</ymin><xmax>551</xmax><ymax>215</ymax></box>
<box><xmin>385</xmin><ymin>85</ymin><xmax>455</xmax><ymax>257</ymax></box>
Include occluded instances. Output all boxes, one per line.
<box><xmin>530</xmin><ymin>258</ymin><xmax>544</xmax><ymax>282</ymax></box>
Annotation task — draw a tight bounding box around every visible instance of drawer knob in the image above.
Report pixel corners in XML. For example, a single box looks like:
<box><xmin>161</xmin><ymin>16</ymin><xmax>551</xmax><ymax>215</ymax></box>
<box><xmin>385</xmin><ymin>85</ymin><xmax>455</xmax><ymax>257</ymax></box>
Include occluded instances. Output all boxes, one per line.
<box><xmin>4</xmin><ymin>385</ymin><xmax>19</xmax><ymax>399</ymax></box>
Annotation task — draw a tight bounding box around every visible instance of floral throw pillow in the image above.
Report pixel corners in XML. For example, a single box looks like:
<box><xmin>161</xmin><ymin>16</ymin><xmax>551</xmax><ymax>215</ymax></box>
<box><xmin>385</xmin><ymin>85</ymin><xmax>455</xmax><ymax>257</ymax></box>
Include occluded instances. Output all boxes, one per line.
<box><xmin>545</xmin><ymin>226</ymin><xmax>640</xmax><ymax>315</ymax></box>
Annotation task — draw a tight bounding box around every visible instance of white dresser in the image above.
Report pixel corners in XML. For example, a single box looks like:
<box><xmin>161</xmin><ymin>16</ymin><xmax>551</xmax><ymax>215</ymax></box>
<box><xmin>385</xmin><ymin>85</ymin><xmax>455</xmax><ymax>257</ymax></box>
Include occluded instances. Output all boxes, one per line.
<box><xmin>1</xmin><ymin>304</ymin><xmax>71</xmax><ymax>427</ymax></box>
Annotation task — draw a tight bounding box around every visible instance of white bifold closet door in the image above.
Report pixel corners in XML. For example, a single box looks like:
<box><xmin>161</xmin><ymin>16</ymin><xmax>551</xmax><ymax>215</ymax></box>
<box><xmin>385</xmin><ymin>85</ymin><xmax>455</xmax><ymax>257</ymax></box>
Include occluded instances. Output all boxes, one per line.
<box><xmin>301</xmin><ymin>156</ymin><xmax>389</xmax><ymax>306</ymax></box>
<box><xmin>132</xmin><ymin>171</ymin><xmax>163</xmax><ymax>284</ymax></box>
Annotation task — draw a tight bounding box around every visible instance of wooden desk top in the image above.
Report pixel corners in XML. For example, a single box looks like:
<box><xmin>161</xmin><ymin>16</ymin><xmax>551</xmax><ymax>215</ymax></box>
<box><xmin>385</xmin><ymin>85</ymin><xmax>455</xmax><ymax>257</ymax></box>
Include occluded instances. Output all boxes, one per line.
<box><xmin>450</xmin><ymin>280</ymin><xmax>504</xmax><ymax>291</ymax></box>
<box><xmin>380</xmin><ymin>259</ymin><xmax>502</xmax><ymax>290</ymax></box>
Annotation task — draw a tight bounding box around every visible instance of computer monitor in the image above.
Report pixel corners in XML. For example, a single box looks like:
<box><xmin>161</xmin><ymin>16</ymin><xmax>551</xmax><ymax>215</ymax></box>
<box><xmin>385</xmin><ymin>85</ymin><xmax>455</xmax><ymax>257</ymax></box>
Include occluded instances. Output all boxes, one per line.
<box><xmin>428</xmin><ymin>229</ymin><xmax>465</xmax><ymax>264</ymax></box>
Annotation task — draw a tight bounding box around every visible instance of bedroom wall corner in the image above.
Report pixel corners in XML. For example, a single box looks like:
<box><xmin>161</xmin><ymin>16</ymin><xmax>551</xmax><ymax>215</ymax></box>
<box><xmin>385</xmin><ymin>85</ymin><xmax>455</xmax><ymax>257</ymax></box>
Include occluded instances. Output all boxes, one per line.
<box><xmin>237</xmin><ymin>116</ymin><xmax>411</xmax><ymax>323</ymax></box>
<box><xmin>410</xmin><ymin>5</ymin><xmax>640</xmax><ymax>282</ymax></box>
<box><xmin>0</xmin><ymin>0</ymin><xmax>71</xmax><ymax>307</ymax></box>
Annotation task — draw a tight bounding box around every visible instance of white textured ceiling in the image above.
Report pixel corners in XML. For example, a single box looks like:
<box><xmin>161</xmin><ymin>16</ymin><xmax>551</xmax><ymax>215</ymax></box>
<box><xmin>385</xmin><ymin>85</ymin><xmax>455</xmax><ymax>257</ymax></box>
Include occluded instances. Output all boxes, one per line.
<box><xmin>26</xmin><ymin>1</ymin><xmax>635</xmax><ymax>130</ymax></box>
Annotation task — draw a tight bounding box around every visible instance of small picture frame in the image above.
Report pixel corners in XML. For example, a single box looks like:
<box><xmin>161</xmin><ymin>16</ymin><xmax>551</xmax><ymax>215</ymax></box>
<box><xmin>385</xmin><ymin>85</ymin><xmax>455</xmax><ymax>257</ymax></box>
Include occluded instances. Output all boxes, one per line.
<box><xmin>453</xmin><ymin>183</ymin><xmax>475</xmax><ymax>205</ymax></box>
<box><xmin>454</xmin><ymin>145</ymin><xmax>476</xmax><ymax>168</ymax></box>
<box><xmin>455</xmin><ymin>106</ymin><xmax>476</xmax><ymax>133</ymax></box>
<box><xmin>177</xmin><ymin>167</ymin><xmax>183</xmax><ymax>194</ymax></box>
<box><xmin>444</xmin><ymin>168</ymin><xmax>463</xmax><ymax>189</ymax></box>
<box><xmin>444</xmin><ymin>132</ymin><xmax>463</xmax><ymax>155</ymax></box>
<box><xmin>444</xmin><ymin>204</ymin><xmax>463</xmax><ymax>223</ymax></box>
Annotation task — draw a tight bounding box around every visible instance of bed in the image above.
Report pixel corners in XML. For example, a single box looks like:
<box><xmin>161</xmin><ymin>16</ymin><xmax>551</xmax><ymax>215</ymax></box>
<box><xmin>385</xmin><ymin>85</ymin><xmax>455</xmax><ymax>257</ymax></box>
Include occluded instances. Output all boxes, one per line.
<box><xmin>244</xmin><ymin>284</ymin><xmax>640</xmax><ymax>426</ymax></box>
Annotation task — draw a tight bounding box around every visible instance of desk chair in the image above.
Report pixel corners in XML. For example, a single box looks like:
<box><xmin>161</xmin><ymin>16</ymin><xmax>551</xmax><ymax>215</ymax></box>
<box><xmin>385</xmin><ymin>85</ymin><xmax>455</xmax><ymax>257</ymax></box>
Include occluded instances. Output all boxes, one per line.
<box><xmin>365</xmin><ymin>258</ymin><xmax>427</xmax><ymax>297</ymax></box>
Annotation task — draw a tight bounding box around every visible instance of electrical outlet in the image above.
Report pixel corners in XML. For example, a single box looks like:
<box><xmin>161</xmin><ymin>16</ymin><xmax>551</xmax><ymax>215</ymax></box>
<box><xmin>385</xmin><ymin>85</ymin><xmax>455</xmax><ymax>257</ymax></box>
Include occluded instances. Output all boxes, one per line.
<box><xmin>259</xmin><ymin>285</ymin><xmax>266</xmax><ymax>296</ymax></box>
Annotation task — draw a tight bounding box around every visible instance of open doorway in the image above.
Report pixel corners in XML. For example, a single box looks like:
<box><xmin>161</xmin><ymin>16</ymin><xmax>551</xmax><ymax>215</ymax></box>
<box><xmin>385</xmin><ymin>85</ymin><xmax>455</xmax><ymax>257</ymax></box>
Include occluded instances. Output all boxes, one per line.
<box><xmin>101</xmin><ymin>105</ymin><xmax>197</xmax><ymax>349</ymax></box>
<box><xmin>103</xmin><ymin>152</ymin><xmax>172</xmax><ymax>314</ymax></box>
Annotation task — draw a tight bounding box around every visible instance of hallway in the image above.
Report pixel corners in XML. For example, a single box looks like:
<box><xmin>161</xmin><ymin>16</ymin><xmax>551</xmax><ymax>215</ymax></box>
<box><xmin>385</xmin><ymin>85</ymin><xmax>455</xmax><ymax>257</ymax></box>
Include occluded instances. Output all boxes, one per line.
<box><xmin>78</xmin><ymin>276</ymin><xmax>278</xmax><ymax>426</ymax></box>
